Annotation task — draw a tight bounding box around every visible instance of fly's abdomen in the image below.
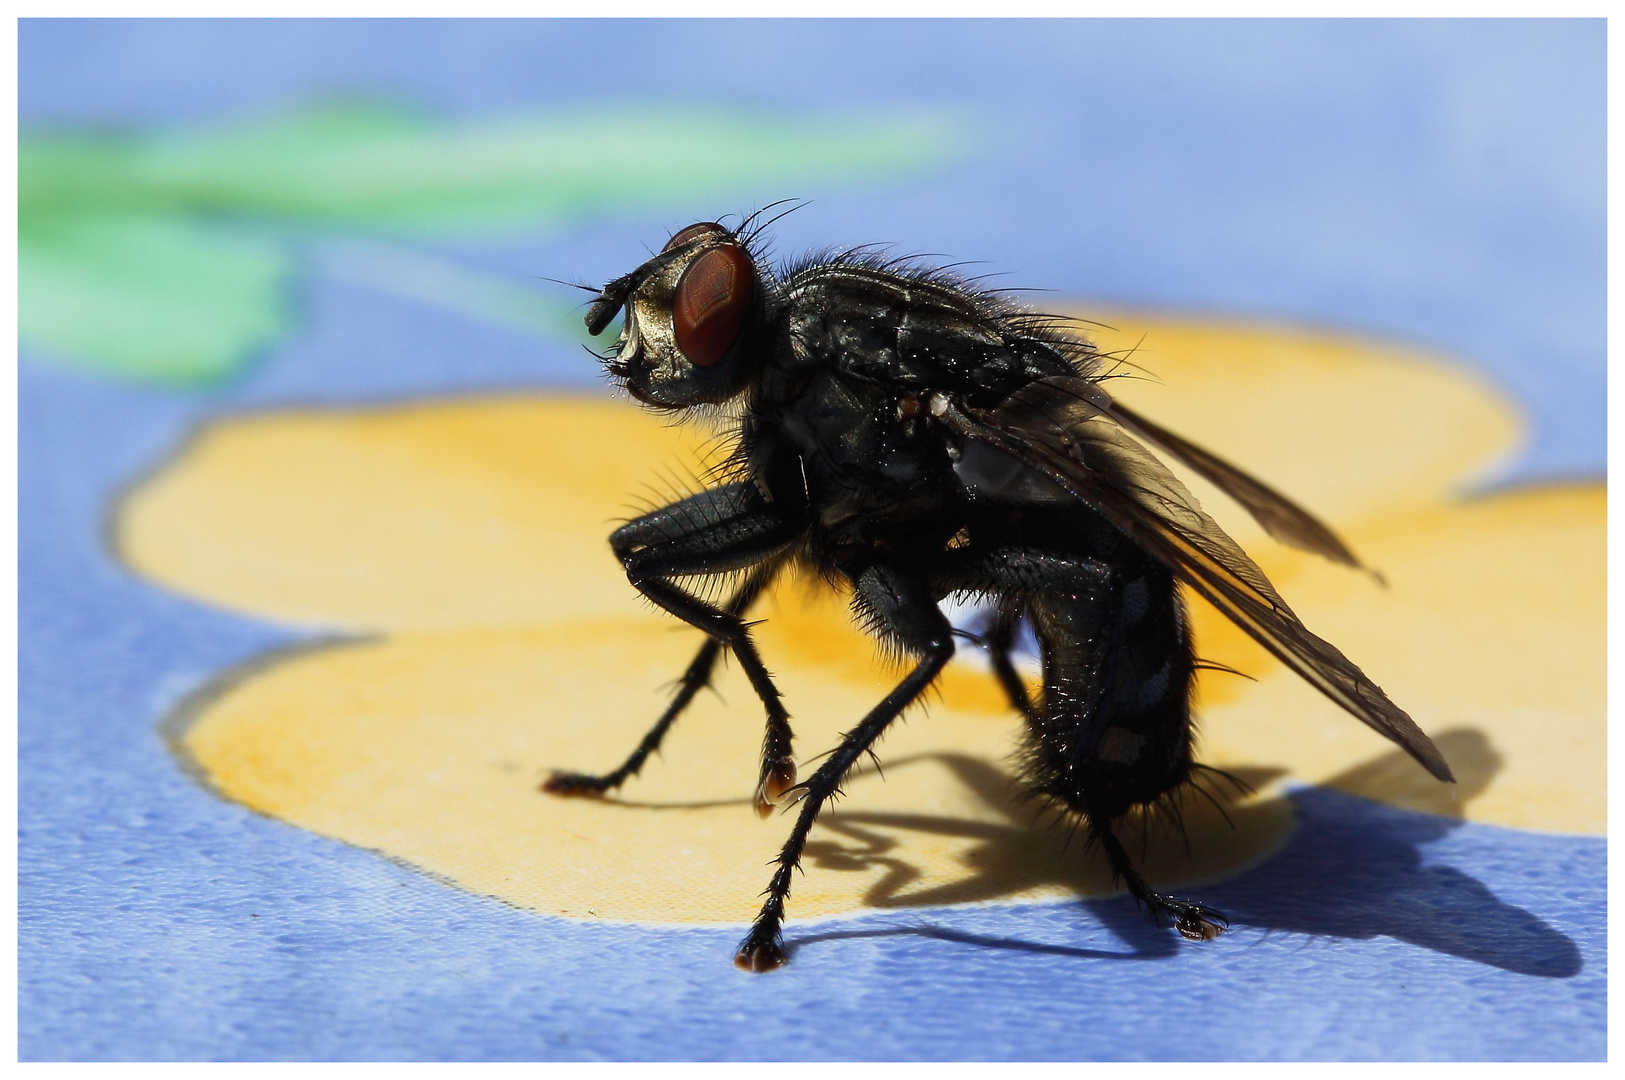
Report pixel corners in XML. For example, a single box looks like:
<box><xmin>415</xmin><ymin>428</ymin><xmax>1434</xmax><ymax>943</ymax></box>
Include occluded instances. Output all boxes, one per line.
<box><xmin>1021</xmin><ymin>562</ymin><xmax>1195</xmax><ymax>821</ymax></box>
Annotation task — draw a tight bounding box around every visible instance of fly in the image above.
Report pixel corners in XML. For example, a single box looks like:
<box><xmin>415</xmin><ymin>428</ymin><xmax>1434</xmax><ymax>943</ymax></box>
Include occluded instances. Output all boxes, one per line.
<box><xmin>544</xmin><ymin>216</ymin><xmax>1453</xmax><ymax>972</ymax></box>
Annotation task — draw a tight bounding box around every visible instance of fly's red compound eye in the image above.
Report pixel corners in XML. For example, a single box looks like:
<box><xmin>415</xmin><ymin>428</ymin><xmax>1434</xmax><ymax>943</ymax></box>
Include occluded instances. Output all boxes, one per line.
<box><xmin>673</xmin><ymin>244</ymin><xmax>753</xmax><ymax>367</ymax></box>
<box><xmin>662</xmin><ymin>222</ymin><xmax>728</xmax><ymax>253</ymax></box>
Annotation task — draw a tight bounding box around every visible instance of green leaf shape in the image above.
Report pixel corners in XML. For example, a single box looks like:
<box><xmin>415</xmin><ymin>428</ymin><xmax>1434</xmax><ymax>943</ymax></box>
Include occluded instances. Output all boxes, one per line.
<box><xmin>19</xmin><ymin>101</ymin><xmax>962</xmax><ymax>386</ymax></box>
<box><xmin>19</xmin><ymin>213</ymin><xmax>289</xmax><ymax>386</ymax></box>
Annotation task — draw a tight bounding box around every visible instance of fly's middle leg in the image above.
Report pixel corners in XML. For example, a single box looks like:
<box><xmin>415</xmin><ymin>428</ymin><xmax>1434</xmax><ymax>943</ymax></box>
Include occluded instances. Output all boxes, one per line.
<box><xmin>734</xmin><ymin>564</ymin><xmax>954</xmax><ymax>972</ymax></box>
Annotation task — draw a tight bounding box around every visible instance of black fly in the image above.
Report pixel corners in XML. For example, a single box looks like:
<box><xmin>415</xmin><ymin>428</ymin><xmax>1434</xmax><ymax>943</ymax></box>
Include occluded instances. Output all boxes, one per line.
<box><xmin>544</xmin><ymin>218</ymin><xmax>1454</xmax><ymax>972</ymax></box>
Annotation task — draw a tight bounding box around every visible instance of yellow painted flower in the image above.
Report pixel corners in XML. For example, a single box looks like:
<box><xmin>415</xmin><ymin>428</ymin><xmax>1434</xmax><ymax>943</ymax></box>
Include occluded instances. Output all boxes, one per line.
<box><xmin>116</xmin><ymin>311</ymin><xmax>1603</xmax><ymax>927</ymax></box>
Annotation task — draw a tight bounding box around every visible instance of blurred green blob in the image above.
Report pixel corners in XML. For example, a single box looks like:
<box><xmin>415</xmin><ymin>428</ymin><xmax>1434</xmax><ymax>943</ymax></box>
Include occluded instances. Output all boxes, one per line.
<box><xmin>20</xmin><ymin>213</ymin><xmax>289</xmax><ymax>387</ymax></box>
<box><xmin>19</xmin><ymin>101</ymin><xmax>959</xmax><ymax>386</ymax></box>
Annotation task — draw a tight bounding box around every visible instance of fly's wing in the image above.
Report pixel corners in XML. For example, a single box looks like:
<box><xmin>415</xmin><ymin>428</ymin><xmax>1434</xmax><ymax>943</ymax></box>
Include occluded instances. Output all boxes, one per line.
<box><xmin>1102</xmin><ymin>399</ymin><xmax>1370</xmax><ymax>574</ymax></box>
<box><xmin>946</xmin><ymin>377</ymin><xmax>1453</xmax><ymax>783</ymax></box>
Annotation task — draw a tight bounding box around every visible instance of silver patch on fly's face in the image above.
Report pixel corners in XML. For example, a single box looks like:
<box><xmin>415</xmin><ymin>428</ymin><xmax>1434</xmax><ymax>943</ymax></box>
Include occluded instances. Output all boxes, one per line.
<box><xmin>624</xmin><ymin>264</ymin><xmax>683</xmax><ymax>372</ymax></box>
<box><xmin>615</xmin><ymin>311</ymin><xmax>641</xmax><ymax>366</ymax></box>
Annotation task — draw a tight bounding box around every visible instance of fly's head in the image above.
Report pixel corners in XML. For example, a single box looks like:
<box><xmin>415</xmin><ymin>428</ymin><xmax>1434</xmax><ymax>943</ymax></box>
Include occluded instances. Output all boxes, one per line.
<box><xmin>586</xmin><ymin>222</ymin><xmax>765</xmax><ymax>409</ymax></box>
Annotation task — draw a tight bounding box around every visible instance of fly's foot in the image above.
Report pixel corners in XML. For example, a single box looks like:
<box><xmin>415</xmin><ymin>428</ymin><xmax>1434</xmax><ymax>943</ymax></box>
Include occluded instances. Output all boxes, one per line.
<box><xmin>1152</xmin><ymin>896</ymin><xmax>1228</xmax><ymax>941</ymax></box>
<box><xmin>753</xmin><ymin>756</ymin><xmax>798</xmax><ymax>818</ymax></box>
<box><xmin>540</xmin><ymin>770</ymin><xmax>615</xmax><ymax>796</ymax></box>
<box><xmin>733</xmin><ymin>927</ymin><xmax>788</xmax><ymax>972</ymax></box>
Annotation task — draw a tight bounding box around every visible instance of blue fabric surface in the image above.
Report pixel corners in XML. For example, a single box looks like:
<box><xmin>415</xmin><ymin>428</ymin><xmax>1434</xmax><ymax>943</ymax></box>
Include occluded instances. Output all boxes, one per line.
<box><xmin>18</xmin><ymin>19</ymin><xmax>1605</xmax><ymax>1060</ymax></box>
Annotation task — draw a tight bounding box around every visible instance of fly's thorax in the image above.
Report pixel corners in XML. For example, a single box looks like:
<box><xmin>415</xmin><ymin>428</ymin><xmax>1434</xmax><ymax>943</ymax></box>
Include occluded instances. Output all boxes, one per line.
<box><xmin>747</xmin><ymin>372</ymin><xmax>967</xmax><ymax>568</ymax></box>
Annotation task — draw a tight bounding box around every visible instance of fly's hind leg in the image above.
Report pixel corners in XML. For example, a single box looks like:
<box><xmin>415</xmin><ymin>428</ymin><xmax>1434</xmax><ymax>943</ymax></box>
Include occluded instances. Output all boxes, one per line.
<box><xmin>1087</xmin><ymin>810</ymin><xmax>1227</xmax><ymax>941</ymax></box>
<box><xmin>735</xmin><ymin>564</ymin><xmax>955</xmax><ymax>972</ymax></box>
<box><xmin>542</xmin><ymin>563</ymin><xmax>780</xmax><ymax>799</ymax></box>
<box><xmin>945</xmin><ymin>544</ymin><xmax>1225</xmax><ymax>941</ymax></box>
<box><xmin>985</xmin><ymin>604</ymin><xmax>1037</xmax><ymax>721</ymax></box>
<box><xmin>941</xmin><ymin>548</ymin><xmax>1112</xmax><ymax>722</ymax></box>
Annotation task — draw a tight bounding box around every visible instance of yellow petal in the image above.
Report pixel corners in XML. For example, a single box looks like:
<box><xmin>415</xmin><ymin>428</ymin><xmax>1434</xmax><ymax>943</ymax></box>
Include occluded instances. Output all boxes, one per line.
<box><xmin>180</xmin><ymin>615</ymin><xmax>1291</xmax><ymax>924</ymax></box>
<box><xmin>1190</xmin><ymin>484</ymin><xmax>1604</xmax><ymax>835</ymax></box>
<box><xmin>119</xmin><ymin>398</ymin><xmax>718</xmax><ymax>631</ymax></box>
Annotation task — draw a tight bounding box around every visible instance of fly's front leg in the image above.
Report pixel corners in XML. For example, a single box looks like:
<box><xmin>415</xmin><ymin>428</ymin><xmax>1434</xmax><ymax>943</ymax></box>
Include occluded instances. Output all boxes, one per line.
<box><xmin>546</xmin><ymin>482</ymin><xmax>802</xmax><ymax>812</ymax></box>
<box><xmin>628</xmin><ymin>575</ymin><xmax>798</xmax><ymax>815</ymax></box>
<box><xmin>542</xmin><ymin>561</ymin><xmax>778</xmax><ymax>798</ymax></box>
<box><xmin>735</xmin><ymin>564</ymin><xmax>955</xmax><ymax>972</ymax></box>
